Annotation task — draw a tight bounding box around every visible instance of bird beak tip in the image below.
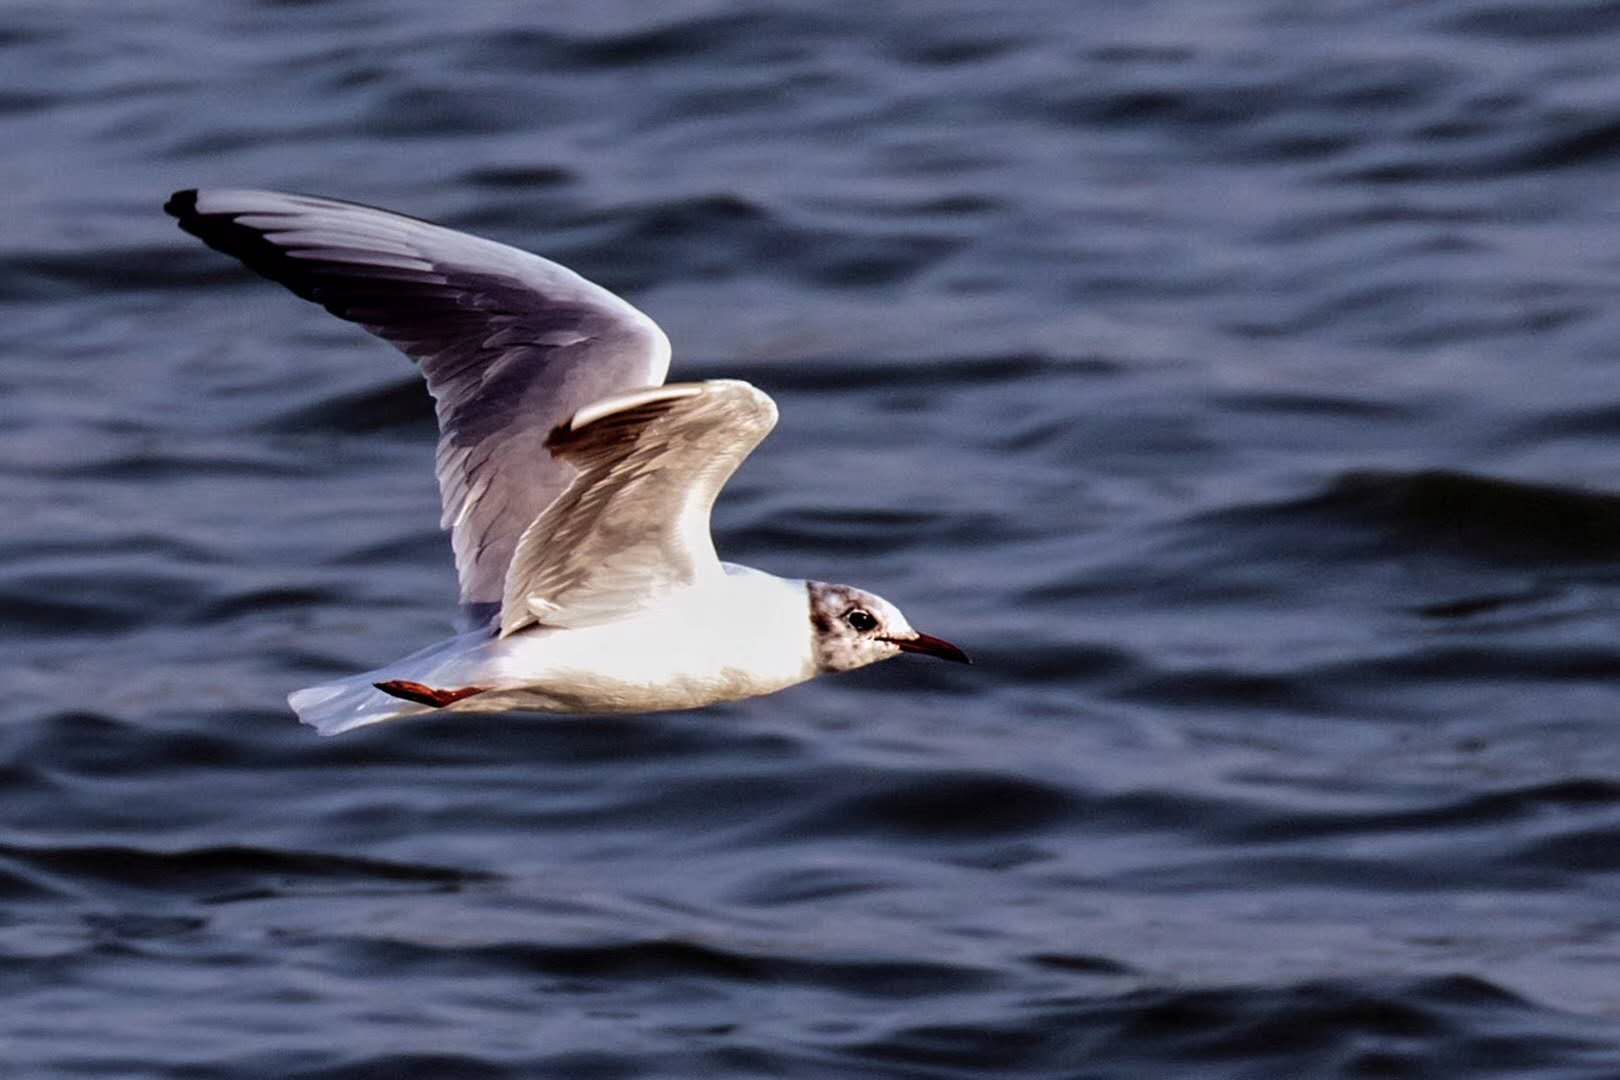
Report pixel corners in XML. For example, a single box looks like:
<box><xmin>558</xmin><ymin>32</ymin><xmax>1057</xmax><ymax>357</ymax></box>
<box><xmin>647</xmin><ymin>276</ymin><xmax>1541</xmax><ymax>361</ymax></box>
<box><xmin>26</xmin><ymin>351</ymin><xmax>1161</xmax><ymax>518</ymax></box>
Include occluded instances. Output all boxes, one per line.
<box><xmin>893</xmin><ymin>632</ymin><xmax>972</xmax><ymax>665</ymax></box>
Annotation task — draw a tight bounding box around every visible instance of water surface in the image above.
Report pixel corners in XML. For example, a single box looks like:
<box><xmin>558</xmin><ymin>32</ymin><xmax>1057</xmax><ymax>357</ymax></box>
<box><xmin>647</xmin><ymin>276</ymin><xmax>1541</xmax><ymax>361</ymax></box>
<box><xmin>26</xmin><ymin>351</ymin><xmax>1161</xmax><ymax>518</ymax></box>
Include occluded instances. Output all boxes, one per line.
<box><xmin>6</xmin><ymin>1</ymin><xmax>1620</xmax><ymax>1076</ymax></box>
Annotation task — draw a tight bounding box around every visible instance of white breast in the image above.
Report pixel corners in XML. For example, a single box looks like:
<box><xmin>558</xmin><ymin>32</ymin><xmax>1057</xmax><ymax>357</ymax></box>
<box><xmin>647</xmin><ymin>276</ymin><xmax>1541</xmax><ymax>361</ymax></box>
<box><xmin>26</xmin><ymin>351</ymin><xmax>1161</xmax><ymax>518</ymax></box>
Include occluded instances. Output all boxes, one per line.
<box><xmin>434</xmin><ymin>566</ymin><xmax>817</xmax><ymax>714</ymax></box>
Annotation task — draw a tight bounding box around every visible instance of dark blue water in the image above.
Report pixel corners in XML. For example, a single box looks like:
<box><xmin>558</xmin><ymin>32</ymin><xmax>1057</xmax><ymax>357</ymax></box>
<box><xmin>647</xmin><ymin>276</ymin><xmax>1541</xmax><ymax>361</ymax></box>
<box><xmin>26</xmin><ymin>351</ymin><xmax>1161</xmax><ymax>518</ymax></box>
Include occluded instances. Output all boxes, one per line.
<box><xmin>8</xmin><ymin>1</ymin><xmax>1620</xmax><ymax>1075</ymax></box>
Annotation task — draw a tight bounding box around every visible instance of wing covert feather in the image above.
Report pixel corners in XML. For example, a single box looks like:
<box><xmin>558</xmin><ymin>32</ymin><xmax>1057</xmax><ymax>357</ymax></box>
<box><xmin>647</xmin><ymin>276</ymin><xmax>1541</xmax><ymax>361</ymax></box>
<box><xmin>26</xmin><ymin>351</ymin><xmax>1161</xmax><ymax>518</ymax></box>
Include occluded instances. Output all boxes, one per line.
<box><xmin>499</xmin><ymin>380</ymin><xmax>777</xmax><ymax>636</ymax></box>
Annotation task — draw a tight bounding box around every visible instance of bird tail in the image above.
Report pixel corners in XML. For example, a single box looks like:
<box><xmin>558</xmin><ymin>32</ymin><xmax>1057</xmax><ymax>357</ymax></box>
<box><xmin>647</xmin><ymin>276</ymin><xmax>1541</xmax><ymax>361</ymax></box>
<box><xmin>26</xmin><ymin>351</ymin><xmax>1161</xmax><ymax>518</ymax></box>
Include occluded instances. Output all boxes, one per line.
<box><xmin>288</xmin><ymin>675</ymin><xmax>430</xmax><ymax>736</ymax></box>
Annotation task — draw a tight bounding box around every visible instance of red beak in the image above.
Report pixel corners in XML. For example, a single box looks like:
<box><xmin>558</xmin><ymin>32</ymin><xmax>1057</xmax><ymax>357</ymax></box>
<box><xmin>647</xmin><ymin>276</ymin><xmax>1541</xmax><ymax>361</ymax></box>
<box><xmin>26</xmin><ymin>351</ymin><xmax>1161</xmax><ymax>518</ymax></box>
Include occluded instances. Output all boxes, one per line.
<box><xmin>889</xmin><ymin>632</ymin><xmax>972</xmax><ymax>664</ymax></box>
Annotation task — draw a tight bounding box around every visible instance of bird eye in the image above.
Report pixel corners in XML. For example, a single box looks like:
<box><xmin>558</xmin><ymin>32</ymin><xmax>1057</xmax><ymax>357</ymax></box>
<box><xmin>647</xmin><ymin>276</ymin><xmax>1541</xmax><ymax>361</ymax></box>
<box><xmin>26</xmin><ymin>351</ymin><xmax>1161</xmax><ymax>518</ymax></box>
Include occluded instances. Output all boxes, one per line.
<box><xmin>844</xmin><ymin>609</ymin><xmax>879</xmax><ymax>633</ymax></box>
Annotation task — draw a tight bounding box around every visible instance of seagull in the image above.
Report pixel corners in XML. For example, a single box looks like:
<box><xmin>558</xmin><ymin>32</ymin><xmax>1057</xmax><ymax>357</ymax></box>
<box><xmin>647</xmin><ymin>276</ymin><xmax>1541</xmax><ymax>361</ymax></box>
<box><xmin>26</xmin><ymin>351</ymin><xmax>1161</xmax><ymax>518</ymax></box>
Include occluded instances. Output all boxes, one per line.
<box><xmin>165</xmin><ymin>189</ymin><xmax>969</xmax><ymax>736</ymax></box>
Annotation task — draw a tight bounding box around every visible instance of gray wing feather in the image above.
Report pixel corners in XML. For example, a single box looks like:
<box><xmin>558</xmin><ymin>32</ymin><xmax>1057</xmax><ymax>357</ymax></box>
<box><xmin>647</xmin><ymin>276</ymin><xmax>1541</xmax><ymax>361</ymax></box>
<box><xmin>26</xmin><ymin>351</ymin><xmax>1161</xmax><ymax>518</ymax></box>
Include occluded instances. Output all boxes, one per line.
<box><xmin>499</xmin><ymin>380</ymin><xmax>778</xmax><ymax>636</ymax></box>
<box><xmin>165</xmin><ymin>188</ymin><xmax>671</xmax><ymax>609</ymax></box>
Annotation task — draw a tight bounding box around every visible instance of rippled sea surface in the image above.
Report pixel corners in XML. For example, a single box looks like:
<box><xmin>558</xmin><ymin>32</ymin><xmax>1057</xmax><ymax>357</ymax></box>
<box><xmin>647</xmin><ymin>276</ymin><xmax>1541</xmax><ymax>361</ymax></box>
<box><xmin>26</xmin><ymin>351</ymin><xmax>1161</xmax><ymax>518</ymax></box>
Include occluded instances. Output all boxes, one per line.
<box><xmin>9</xmin><ymin>1</ymin><xmax>1620</xmax><ymax>1075</ymax></box>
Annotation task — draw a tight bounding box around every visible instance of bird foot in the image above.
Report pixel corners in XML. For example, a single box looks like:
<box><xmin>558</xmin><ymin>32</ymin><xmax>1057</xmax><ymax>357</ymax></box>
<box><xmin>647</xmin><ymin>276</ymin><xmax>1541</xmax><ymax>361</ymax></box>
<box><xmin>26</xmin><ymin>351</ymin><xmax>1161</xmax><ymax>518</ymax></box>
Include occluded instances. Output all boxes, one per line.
<box><xmin>374</xmin><ymin>680</ymin><xmax>488</xmax><ymax>708</ymax></box>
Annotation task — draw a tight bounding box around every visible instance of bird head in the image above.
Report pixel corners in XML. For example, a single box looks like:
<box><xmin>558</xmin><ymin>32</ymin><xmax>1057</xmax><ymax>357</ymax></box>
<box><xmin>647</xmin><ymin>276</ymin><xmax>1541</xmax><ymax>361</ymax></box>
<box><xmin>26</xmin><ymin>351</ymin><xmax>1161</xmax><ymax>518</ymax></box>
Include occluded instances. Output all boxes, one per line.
<box><xmin>806</xmin><ymin>581</ymin><xmax>970</xmax><ymax>674</ymax></box>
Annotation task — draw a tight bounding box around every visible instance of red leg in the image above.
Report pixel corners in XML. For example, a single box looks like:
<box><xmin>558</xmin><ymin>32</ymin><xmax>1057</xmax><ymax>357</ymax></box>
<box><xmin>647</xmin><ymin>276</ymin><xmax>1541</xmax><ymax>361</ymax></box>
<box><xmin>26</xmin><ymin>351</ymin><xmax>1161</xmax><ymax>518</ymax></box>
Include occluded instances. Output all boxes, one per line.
<box><xmin>374</xmin><ymin>680</ymin><xmax>488</xmax><ymax>708</ymax></box>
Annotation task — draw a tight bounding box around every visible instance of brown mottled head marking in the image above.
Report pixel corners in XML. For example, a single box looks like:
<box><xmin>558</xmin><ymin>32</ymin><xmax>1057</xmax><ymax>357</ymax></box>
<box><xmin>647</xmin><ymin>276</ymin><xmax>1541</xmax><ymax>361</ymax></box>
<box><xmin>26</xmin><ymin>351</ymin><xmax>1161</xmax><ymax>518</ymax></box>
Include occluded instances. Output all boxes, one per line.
<box><xmin>806</xmin><ymin>580</ymin><xmax>913</xmax><ymax>674</ymax></box>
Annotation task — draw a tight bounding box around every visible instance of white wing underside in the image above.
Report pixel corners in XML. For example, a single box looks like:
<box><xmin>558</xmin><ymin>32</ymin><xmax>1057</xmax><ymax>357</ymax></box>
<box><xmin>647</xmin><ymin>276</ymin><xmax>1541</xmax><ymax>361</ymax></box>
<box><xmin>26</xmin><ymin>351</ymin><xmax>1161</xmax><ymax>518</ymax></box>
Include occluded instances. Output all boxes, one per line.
<box><xmin>499</xmin><ymin>380</ymin><xmax>778</xmax><ymax>636</ymax></box>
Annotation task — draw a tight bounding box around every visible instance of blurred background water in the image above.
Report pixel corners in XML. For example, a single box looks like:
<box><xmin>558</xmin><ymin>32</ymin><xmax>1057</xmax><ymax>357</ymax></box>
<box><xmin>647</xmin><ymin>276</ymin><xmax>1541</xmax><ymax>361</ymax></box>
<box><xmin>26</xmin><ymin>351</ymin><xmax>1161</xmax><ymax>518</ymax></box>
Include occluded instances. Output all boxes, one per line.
<box><xmin>7</xmin><ymin>0</ymin><xmax>1620</xmax><ymax>1076</ymax></box>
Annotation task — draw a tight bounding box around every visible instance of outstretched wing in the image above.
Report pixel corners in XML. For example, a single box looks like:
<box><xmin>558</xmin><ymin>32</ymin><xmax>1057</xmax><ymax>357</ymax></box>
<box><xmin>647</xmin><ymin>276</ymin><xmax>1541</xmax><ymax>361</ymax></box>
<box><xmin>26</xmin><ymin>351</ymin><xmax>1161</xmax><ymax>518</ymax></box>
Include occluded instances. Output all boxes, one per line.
<box><xmin>165</xmin><ymin>189</ymin><xmax>671</xmax><ymax>610</ymax></box>
<box><xmin>499</xmin><ymin>380</ymin><xmax>777</xmax><ymax>636</ymax></box>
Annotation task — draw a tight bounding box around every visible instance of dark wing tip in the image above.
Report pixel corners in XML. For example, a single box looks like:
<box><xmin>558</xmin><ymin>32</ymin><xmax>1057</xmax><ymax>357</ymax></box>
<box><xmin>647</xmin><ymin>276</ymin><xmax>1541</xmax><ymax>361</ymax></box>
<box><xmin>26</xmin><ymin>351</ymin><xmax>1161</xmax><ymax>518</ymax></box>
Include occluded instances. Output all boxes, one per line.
<box><xmin>163</xmin><ymin>188</ymin><xmax>200</xmax><ymax>221</ymax></box>
<box><xmin>165</xmin><ymin>189</ymin><xmax>223</xmax><ymax>250</ymax></box>
<box><xmin>161</xmin><ymin>189</ymin><xmax>347</xmax><ymax>308</ymax></box>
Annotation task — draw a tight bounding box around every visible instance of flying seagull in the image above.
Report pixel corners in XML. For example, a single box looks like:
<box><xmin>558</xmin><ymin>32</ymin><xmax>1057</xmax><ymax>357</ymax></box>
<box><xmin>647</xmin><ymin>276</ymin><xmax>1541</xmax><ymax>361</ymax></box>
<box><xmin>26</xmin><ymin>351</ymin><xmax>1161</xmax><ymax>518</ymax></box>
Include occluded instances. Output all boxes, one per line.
<box><xmin>165</xmin><ymin>189</ymin><xmax>969</xmax><ymax>735</ymax></box>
